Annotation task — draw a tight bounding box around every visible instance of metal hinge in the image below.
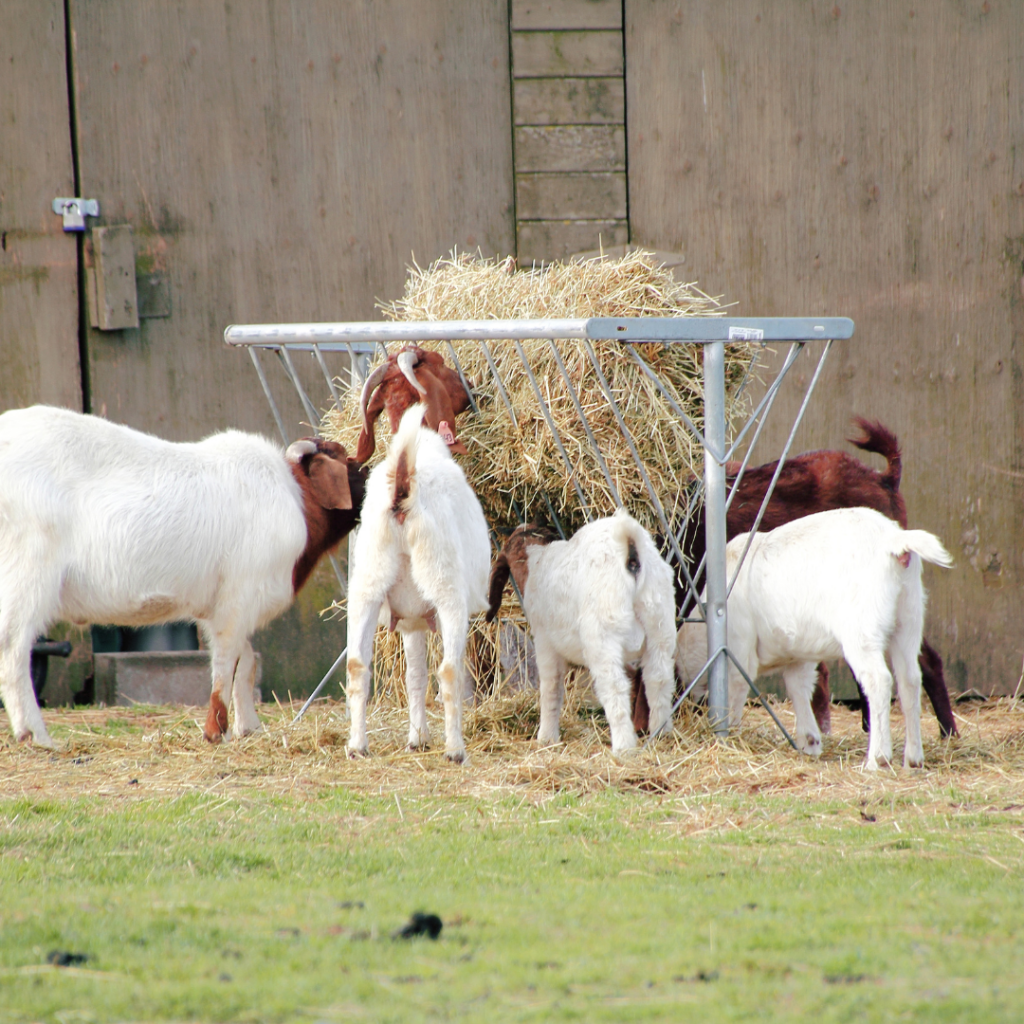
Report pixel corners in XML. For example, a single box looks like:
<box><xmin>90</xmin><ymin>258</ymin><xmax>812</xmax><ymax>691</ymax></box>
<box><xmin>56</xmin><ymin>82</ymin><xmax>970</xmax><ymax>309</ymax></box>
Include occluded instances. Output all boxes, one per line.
<box><xmin>51</xmin><ymin>197</ymin><xmax>100</xmax><ymax>232</ymax></box>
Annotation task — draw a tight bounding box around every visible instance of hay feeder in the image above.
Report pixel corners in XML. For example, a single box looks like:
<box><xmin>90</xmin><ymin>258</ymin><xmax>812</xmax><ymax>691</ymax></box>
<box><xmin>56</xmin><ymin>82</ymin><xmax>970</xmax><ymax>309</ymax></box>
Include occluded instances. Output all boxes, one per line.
<box><xmin>225</xmin><ymin>257</ymin><xmax>853</xmax><ymax>745</ymax></box>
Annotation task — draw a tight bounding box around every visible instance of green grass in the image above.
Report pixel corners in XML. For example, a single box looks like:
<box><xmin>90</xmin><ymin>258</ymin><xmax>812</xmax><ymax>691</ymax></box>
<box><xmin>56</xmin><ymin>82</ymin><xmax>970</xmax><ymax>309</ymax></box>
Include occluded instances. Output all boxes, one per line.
<box><xmin>2</xmin><ymin>782</ymin><xmax>1023</xmax><ymax>1022</ymax></box>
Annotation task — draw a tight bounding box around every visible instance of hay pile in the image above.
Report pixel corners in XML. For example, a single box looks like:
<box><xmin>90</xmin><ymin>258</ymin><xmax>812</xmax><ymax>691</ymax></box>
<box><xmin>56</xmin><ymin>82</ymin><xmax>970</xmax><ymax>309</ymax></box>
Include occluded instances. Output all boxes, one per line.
<box><xmin>325</xmin><ymin>249</ymin><xmax>754</xmax><ymax>535</ymax></box>
<box><xmin>321</xmin><ymin>250</ymin><xmax>758</xmax><ymax>701</ymax></box>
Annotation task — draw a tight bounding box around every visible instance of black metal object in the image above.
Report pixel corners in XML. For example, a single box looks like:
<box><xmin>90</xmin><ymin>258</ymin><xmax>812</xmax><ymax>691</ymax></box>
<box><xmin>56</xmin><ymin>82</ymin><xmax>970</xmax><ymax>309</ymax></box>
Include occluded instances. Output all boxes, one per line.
<box><xmin>30</xmin><ymin>638</ymin><xmax>73</xmax><ymax>701</ymax></box>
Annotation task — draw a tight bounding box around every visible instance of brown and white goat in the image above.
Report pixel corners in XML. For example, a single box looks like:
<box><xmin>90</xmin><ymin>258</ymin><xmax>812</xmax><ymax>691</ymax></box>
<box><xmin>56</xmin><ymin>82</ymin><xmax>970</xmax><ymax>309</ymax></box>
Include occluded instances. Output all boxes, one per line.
<box><xmin>632</xmin><ymin>417</ymin><xmax>958</xmax><ymax>738</ymax></box>
<box><xmin>356</xmin><ymin>345</ymin><xmax>472</xmax><ymax>464</ymax></box>
<box><xmin>0</xmin><ymin>405</ymin><xmax>365</xmax><ymax>747</ymax></box>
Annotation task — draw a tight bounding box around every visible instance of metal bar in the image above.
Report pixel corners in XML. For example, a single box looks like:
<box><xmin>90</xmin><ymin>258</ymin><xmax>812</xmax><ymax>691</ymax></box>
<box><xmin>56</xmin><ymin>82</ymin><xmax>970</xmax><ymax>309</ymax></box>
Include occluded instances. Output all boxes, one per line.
<box><xmin>312</xmin><ymin>343</ymin><xmax>342</xmax><ymax>409</ymax></box>
<box><xmin>724</xmin><ymin>649</ymin><xmax>798</xmax><ymax>751</ymax></box>
<box><xmin>292</xmin><ymin>645</ymin><xmax>348</xmax><ymax>723</ymax></box>
<box><xmin>587</xmin><ymin>316</ymin><xmax>855</xmax><ymax>343</ymax></box>
<box><xmin>444</xmin><ymin>340</ymin><xmax>481</xmax><ymax>416</ymax></box>
<box><xmin>546</xmin><ymin>339</ymin><xmax>622</xmax><ymax>507</ymax></box>
<box><xmin>658</xmin><ymin>644</ymin><xmax>726</xmax><ymax>731</ymax></box>
<box><xmin>726</xmin><ymin>340</ymin><xmax>834</xmax><ymax>599</ymax></box>
<box><xmin>723</xmin><ymin>348</ymin><xmax>802</xmax><ymax>516</ymax></box>
<box><xmin>703</xmin><ymin>338</ymin><xmax>729</xmax><ymax>739</ymax></box>
<box><xmin>541</xmin><ymin>492</ymin><xmax>567</xmax><ymax>539</ymax></box>
<box><xmin>225</xmin><ymin>316</ymin><xmax>854</xmax><ymax>348</ymax></box>
<box><xmin>652</xmin><ymin>643</ymin><xmax>797</xmax><ymax>752</ymax></box>
<box><xmin>248</xmin><ymin>347</ymin><xmax>290</xmax><ymax>444</ymax></box>
<box><xmin>276</xmin><ymin>347</ymin><xmax>321</xmax><ymax>429</ymax></box>
<box><xmin>226</xmin><ymin>319</ymin><xmax>592</xmax><ymax>347</ymax></box>
<box><xmin>722</xmin><ymin>342</ymin><xmax>805</xmax><ymax>464</ymax></box>
<box><xmin>478</xmin><ymin>342</ymin><xmax>518</xmax><ymax>428</ymax></box>
<box><xmin>512</xmin><ymin>338</ymin><xmax>592</xmax><ymax>520</ymax></box>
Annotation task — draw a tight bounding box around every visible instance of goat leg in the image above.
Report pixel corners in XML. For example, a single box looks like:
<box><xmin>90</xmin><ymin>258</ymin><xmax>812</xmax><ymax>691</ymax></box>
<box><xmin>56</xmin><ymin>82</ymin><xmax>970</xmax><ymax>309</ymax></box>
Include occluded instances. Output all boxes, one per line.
<box><xmin>811</xmin><ymin>663</ymin><xmax>832</xmax><ymax>735</ymax></box>
<box><xmin>630</xmin><ymin>668</ymin><xmax>651</xmax><ymax>734</ymax></box>
<box><xmin>919</xmin><ymin>638</ymin><xmax>958</xmax><ymax>738</ymax></box>
<box><xmin>854</xmin><ymin>638</ymin><xmax>956</xmax><ymax>738</ymax></box>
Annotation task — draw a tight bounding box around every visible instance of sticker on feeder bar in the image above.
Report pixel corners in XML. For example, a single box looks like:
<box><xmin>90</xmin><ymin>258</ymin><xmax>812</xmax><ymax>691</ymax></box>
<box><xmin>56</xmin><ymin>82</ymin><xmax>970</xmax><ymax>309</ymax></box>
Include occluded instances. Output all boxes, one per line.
<box><xmin>728</xmin><ymin>326</ymin><xmax>765</xmax><ymax>341</ymax></box>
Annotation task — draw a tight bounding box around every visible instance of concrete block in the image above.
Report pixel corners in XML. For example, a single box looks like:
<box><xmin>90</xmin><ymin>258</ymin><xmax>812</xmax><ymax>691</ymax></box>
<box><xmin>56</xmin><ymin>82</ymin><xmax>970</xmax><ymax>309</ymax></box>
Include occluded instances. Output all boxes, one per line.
<box><xmin>93</xmin><ymin>651</ymin><xmax>262</xmax><ymax>707</ymax></box>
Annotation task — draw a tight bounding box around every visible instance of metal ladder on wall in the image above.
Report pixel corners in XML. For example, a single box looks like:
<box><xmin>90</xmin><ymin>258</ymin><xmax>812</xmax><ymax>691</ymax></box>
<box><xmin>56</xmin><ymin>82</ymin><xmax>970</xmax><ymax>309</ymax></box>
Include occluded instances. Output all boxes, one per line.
<box><xmin>225</xmin><ymin>316</ymin><xmax>854</xmax><ymax>744</ymax></box>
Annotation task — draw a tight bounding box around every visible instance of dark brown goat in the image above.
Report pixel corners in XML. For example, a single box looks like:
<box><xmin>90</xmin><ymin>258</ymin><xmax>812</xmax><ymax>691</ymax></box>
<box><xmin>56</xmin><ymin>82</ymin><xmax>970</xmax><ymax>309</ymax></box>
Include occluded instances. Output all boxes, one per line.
<box><xmin>631</xmin><ymin>418</ymin><xmax>958</xmax><ymax>738</ymax></box>
<box><xmin>356</xmin><ymin>345</ymin><xmax>472</xmax><ymax>465</ymax></box>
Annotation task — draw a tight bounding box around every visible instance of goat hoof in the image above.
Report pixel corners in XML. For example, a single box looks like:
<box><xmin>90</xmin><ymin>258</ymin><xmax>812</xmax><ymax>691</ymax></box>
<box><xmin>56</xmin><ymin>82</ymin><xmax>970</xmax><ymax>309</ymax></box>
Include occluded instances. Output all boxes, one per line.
<box><xmin>905</xmin><ymin>758</ymin><xmax>923</xmax><ymax>769</ymax></box>
<box><xmin>445</xmin><ymin>750</ymin><xmax>466</xmax><ymax>764</ymax></box>
<box><xmin>202</xmin><ymin>730</ymin><xmax>224</xmax><ymax>744</ymax></box>
<box><xmin>347</xmin><ymin>746</ymin><xmax>369</xmax><ymax>759</ymax></box>
<box><xmin>17</xmin><ymin>728</ymin><xmax>55</xmax><ymax>749</ymax></box>
<box><xmin>800</xmin><ymin>734</ymin><xmax>823</xmax><ymax>758</ymax></box>
<box><xmin>408</xmin><ymin>742</ymin><xmax>430</xmax><ymax>752</ymax></box>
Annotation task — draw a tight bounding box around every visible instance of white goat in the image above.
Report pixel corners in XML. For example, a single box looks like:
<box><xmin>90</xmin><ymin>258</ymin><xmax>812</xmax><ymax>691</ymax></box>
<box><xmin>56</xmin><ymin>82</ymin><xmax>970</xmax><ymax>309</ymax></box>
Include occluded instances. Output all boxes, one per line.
<box><xmin>675</xmin><ymin>507</ymin><xmax>953</xmax><ymax>769</ymax></box>
<box><xmin>0</xmin><ymin>405</ymin><xmax>363</xmax><ymax>747</ymax></box>
<box><xmin>345</xmin><ymin>404</ymin><xmax>490</xmax><ymax>762</ymax></box>
<box><xmin>486</xmin><ymin>509</ymin><xmax>677</xmax><ymax>754</ymax></box>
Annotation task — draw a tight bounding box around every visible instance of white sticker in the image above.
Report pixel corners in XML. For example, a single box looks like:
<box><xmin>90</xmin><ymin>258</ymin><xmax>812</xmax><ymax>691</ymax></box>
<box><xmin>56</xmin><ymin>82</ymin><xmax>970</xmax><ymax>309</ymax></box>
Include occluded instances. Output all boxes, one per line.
<box><xmin>728</xmin><ymin>326</ymin><xmax>765</xmax><ymax>341</ymax></box>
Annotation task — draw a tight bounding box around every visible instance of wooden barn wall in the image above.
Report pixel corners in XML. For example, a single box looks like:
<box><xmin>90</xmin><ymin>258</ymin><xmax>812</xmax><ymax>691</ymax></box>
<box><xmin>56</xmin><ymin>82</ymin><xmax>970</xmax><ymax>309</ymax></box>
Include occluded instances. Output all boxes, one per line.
<box><xmin>626</xmin><ymin>1</ymin><xmax>1024</xmax><ymax>694</ymax></box>
<box><xmin>68</xmin><ymin>0</ymin><xmax>515</xmax><ymax>441</ymax></box>
<box><xmin>1</xmin><ymin>1</ymin><xmax>514</xmax><ymax>703</ymax></box>
<box><xmin>0</xmin><ymin>1</ymin><xmax>82</xmax><ymax>414</ymax></box>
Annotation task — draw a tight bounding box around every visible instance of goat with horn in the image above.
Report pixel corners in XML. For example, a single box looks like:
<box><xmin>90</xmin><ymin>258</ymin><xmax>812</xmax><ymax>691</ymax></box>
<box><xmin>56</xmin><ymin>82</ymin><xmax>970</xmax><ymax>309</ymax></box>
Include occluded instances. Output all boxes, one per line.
<box><xmin>356</xmin><ymin>345</ymin><xmax>472</xmax><ymax>465</ymax></box>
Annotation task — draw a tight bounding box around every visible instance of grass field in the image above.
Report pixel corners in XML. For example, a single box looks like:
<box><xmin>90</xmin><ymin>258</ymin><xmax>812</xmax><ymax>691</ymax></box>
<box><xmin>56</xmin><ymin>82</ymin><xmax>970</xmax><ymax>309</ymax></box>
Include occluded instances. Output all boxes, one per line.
<box><xmin>2</xmin><ymin>693</ymin><xmax>1023</xmax><ymax>1023</ymax></box>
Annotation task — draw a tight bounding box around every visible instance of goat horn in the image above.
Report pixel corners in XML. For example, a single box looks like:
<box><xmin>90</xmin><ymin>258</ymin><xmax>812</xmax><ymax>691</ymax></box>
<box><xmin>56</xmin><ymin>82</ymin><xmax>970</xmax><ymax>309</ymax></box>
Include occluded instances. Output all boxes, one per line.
<box><xmin>359</xmin><ymin>360</ymin><xmax>392</xmax><ymax>435</ymax></box>
<box><xmin>285</xmin><ymin>438</ymin><xmax>318</xmax><ymax>463</ymax></box>
<box><xmin>397</xmin><ymin>349</ymin><xmax>428</xmax><ymax>397</ymax></box>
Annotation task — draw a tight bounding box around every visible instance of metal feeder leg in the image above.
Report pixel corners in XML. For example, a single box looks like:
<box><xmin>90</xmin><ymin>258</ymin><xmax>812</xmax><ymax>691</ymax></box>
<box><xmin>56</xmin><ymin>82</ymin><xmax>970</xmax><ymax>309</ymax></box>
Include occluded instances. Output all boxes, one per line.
<box><xmin>703</xmin><ymin>339</ymin><xmax>730</xmax><ymax>738</ymax></box>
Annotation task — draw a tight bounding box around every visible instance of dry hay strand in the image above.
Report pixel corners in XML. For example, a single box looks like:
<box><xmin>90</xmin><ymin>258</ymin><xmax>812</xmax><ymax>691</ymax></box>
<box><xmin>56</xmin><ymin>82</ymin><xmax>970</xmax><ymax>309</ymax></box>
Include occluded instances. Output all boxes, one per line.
<box><xmin>6</xmin><ymin>698</ymin><xmax>1024</xmax><ymax>833</ymax></box>
<box><xmin>321</xmin><ymin>249</ymin><xmax>759</xmax><ymax>702</ymax></box>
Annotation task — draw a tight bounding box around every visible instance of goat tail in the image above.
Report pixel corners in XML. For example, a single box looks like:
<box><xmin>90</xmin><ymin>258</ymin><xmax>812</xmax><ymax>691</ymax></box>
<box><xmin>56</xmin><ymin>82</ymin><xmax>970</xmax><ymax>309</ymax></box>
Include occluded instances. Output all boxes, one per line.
<box><xmin>611</xmin><ymin>508</ymin><xmax>652</xmax><ymax>584</ymax></box>
<box><xmin>899</xmin><ymin>529</ymin><xmax>954</xmax><ymax>570</ymax></box>
<box><xmin>387</xmin><ymin>404</ymin><xmax>426</xmax><ymax>513</ymax></box>
<box><xmin>849</xmin><ymin>416</ymin><xmax>902</xmax><ymax>493</ymax></box>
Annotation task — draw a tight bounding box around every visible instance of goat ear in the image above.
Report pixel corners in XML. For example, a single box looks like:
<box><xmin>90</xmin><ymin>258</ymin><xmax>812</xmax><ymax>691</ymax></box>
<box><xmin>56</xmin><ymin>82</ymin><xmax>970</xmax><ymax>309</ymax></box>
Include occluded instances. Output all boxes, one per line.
<box><xmin>308</xmin><ymin>453</ymin><xmax>353</xmax><ymax>510</ymax></box>
<box><xmin>485</xmin><ymin>554</ymin><xmax>511</xmax><ymax>623</ymax></box>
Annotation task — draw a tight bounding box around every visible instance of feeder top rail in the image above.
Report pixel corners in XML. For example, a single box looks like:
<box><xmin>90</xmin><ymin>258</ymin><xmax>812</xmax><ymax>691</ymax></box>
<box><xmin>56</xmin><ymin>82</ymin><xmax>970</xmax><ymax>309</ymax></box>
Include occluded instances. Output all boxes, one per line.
<box><xmin>223</xmin><ymin>316</ymin><xmax>854</xmax><ymax>350</ymax></box>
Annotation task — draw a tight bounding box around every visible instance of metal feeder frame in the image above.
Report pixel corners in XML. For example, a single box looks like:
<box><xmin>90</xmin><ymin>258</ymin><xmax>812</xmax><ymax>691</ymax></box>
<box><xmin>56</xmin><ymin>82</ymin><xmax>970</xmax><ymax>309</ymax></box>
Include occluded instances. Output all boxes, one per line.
<box><xmin>225</xmin><ymin>315</ymin><xmax>854</xmax><ymax>742</ymax></box>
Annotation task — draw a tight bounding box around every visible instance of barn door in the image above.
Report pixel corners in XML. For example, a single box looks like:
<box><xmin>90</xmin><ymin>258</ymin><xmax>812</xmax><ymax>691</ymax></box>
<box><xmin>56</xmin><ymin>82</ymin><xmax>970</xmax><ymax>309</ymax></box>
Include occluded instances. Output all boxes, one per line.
<box><xmin>0</xmin><ymin>1</ymin><xmax>83</xmax><ymax>413</ymax></box>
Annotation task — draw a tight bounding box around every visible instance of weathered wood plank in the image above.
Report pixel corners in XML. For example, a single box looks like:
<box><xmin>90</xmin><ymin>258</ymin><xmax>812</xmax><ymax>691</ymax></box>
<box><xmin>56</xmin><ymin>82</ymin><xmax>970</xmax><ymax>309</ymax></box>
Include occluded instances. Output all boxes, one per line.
<box><xmin>0</xmin><ymin>0</ymin><xmax>81</xmax><ymax>414</ymax></box>
<box><xmin>512</xmin><ymin>0</ymin><xmax>622</xmax><ymax>31</ymax></box>
<box><xmin>512</xmin><ymin>30</ymin><xmax>623</xmax><ymax>78</ymax></box>
<box><xmin>517</xmin><ymin>219</ymin><xmax>628</xmax><ymax>263</ymax></box>
<box><xmin>516</xmin><ymin>125</ymin><xmax>625</xmax><ymax>172</ymax></box>
<box><xmin>514</xmin><ymin>77</ymin><xmax>624</xmax><ymax>125</ymax></box>
<box><xmin>517</xmin><ymin>172</ymin><xmax>627</xmax><ymax>219</ymax></box>
<box><xmin>627</xmin><ymin>0</ymin><xmax>1024</xmax><ymax>693</ymax></box>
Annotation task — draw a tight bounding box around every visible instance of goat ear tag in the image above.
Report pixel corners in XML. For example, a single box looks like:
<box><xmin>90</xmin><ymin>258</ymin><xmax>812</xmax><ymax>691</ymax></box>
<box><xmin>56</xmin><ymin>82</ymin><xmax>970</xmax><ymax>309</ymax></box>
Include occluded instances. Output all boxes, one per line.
<box><xmin>309</xmin><ymin>454</ymin><xmax>353</xmax><ymax>510</ymax></box>
<box><xmin>438</xmin><ymin>421</ymin><xmax>456</xmax><ymax>445</ymax></box>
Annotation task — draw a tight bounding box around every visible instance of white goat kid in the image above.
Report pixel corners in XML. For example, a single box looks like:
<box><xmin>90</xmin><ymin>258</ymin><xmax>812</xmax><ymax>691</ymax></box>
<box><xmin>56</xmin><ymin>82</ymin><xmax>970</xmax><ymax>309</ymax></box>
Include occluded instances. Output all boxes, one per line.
<box><xmin>0</xmin><ymin>405</ymin><xmax>362</xmax><ymax>748</ymax></box>
<box><xmin>676</xmin><ymin>507</ymin><xmax>952</xmax><ymax>769</ymax></box>
<box><xmin>487</xmin><ymin>510</ymin><xmax>677</xmax><ymax>754</ymax></box>
<box><xmin>345</xmin><ymin>404</ymin><xmax>490</xmax><ymax>762</ymax></box>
